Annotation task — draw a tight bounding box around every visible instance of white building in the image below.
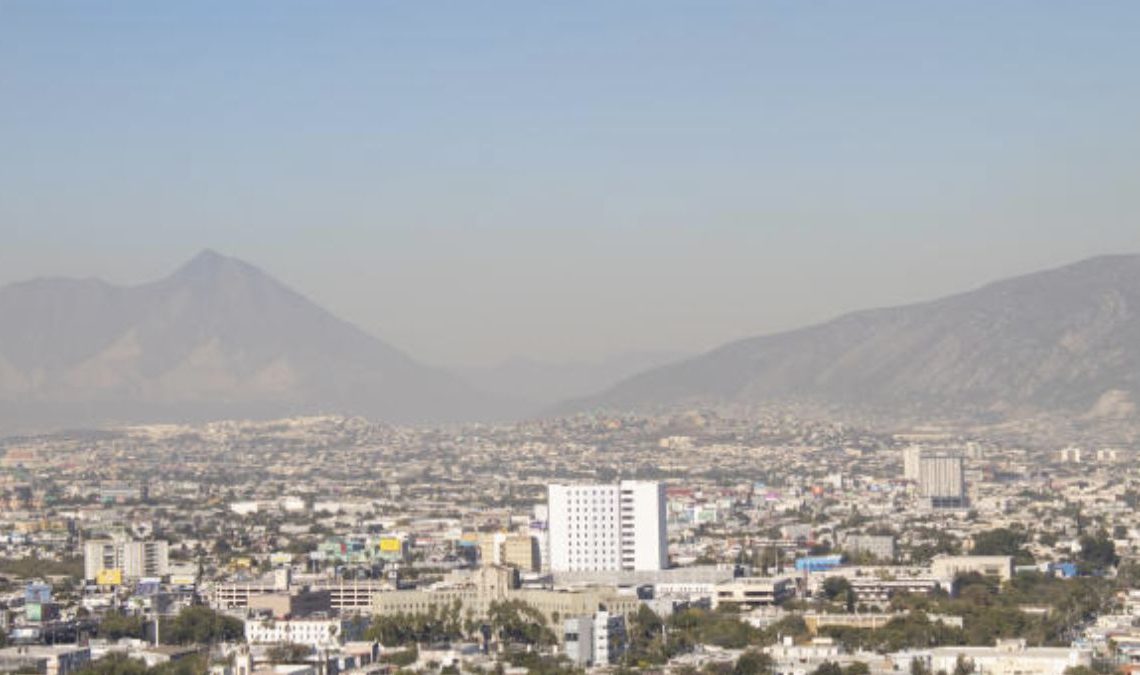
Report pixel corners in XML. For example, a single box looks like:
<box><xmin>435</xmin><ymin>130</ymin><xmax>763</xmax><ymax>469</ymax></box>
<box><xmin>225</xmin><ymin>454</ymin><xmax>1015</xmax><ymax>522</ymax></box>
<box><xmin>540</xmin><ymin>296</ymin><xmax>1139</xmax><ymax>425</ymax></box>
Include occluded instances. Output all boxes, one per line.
<box><xmin>245</xmin><ymin>618</ymin><xmax>342</xmax><ymax>649</ymax></box>
<box><xmin>547</xmin><ymin>481</ymin><xmax>667</xmax><ymax>572</ymax></box>
<box><xmin>83</xmin><ymin>539</ymin><xmax>169</xmax><ymax>581</ymax></box>
<box><xmin>563</xmin><ymin>611</ymin><xmax>626</xmax><ymax>667</ymax></box>
<box><xmin>903</xmin><ymin>445</ymin><xmax>925</xmax><ymax>482</ymax></box>
<box><xmin>931</xmin><ymin>555</ymin><xmax>1014</xmax><ymax>585</ymax></box>
<box><xmin>930</xmin><ymin>639</ymin><xmax>1091</xmax><ymax>675</ymax></box>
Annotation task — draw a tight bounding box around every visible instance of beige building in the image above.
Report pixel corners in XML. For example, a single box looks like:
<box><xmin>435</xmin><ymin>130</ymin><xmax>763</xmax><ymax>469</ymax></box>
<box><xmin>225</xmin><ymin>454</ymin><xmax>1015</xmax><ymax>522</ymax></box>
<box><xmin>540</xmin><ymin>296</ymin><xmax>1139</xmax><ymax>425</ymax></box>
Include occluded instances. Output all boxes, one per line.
<box><xmin>804</xmin><ymin>613</ymin><xmax>963</xmax><ymax>635</ymax></box>
<box><xmin>479</xmin><ymin>533</ymin><xmax>539</xmax><ymax>572</ymax></box>
<box><xmin>247</xmin><ymin>589</ymin><xmax>332</xmax><ymax>619</ymax></box>
<box><xmin>371</xmin><ymin>566</ymin><xmax>640</xmax><ymax>639</ymax></box>
<box><xmin>712</xmin><ymin>577</ymin><xmax>794</xmax><ymax>610</ymax></box>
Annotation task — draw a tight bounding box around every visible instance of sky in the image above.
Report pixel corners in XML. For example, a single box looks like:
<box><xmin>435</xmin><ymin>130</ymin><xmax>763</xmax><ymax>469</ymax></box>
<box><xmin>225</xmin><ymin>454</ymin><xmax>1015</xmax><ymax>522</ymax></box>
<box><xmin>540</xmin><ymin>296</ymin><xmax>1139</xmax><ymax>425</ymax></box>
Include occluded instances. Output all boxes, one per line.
<box><xmin>2</xmin><ymin>1</ymin><xmax>1139</xmax><ymax>367</ymax></box>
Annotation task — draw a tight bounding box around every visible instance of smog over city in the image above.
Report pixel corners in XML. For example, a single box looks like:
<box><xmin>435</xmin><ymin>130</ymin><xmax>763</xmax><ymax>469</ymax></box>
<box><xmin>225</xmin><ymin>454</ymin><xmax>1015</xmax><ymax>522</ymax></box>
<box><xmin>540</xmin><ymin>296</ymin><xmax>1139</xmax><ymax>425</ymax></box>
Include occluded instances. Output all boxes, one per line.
<box><xmin>1</xmin><ymin>3</ymin><xmax>1140</xmax><ymax>674</ymax></box>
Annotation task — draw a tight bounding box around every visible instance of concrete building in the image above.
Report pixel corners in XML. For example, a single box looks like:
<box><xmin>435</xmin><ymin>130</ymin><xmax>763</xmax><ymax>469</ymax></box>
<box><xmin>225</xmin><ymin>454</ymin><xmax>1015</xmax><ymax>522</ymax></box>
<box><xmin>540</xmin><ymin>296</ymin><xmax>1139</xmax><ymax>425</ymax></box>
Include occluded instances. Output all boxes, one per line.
<box><xmin>564</xmin><ymin>611</ymin><xmax>627</xmax><ymax>667</ymax></box>
<box><xmin>83</xmin><ymin>539</ymin><xmax>169</xmax><ymax>582</ymax></box>
<box><xmin>904</xmin><ymin>445</ymin><xmax>925</xmax><ymax>482</ymax></box>
<box><xmin>804</xmin><ymin>613</ymin><xmax>962</xmax><ymax>634</ymax></box>
<box><xmin>547</xmin><ymin>480</ymin><xmax>667</xmax><ymax>572</ymax></box>
<box><xmin>930</xmin><ymin>639</ymin><xmax>1091</xmax><ymax>675</ymax></box>
<box><xmin>843</xmin><ymin>535</ymin><xmax>896</xmax><ymax>561</ymax></box>
<box><xmin>479</xmin><ymin>532</ymin><xmax>539</xmax><ymax>572</ymax></box>
<box><xmin>931</xmin><ymin>555</ymin><xmax>1014</xmax><ymax>585</ymax></box>
<box><xmin>712</xmin><ymin>577</ymin><xmax>794</xmax><ymax>610</ymax></box>
<box><xmin>0</xmin><ymin>645</ymin><xmax>91</xmax><ymax>674</ymax></box>
<box><xmin>247</xmin><ymin>589</ymin><xmax>332</xmax><ymax>619</ymax></box>
<box><xmin>918</xmin><ymin>452</ymin><xmax>967</xmax><ymax>509</ymax></box>
<box><xmin>371</xmin><ymin>566</ymin><xmax>640</xmax><ymax>641</ymax></box>
<box><xmin>245</xmin><ymin>618</ymin><xmax>342</xmax><ymax>649</ymax></box>
<box><xmin>211</xmin><ymin>570</ymin><xmax>385</xmax><ymax>615</ymax></box>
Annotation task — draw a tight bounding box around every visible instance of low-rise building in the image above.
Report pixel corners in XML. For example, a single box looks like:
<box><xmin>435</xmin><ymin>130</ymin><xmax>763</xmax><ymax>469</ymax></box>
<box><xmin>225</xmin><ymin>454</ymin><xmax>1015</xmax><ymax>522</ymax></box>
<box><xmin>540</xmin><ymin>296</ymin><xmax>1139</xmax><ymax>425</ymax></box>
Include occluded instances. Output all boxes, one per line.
<box><xmin>713</xmin><ymin>577</ymin><xmax>794</xmax><ymax>610</ymax></box>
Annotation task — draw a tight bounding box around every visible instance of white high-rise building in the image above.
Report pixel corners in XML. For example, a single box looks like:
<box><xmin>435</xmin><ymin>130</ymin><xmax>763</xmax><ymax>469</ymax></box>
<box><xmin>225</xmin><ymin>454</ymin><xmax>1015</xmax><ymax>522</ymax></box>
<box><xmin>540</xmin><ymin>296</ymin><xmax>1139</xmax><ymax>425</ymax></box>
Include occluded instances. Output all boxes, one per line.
<box><xmin>547</xmin><ymin>480</ymin><xmax>667</xmax><ymax>572</ymax></box>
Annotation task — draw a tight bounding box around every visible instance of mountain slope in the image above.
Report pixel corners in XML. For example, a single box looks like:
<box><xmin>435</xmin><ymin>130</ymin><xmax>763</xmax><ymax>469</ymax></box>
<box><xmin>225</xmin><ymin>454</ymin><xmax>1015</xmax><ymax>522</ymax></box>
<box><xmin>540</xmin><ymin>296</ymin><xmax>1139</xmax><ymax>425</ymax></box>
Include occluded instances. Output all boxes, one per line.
<box><xmin>0</xmin><ymin>250</ymin><xmax>498</xmax><ymax>431</ymax></box>
<box><xmin>453</xmin><ymin>350</ymin><xmax>688</xmax><ymax>415</ymax></box>
<box><xmin>572</xmin><ymin>255</ymin><xmax>1140</xmax><ymax>422</ymax></box>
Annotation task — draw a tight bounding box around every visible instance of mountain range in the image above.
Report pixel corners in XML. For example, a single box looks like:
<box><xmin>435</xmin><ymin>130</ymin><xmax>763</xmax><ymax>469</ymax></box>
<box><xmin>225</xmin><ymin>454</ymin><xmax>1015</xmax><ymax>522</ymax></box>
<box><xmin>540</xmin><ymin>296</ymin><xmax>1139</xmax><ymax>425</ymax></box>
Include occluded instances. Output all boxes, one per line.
<box><xmin>1</xmin><ymin>251</ymin><xmax>1138</xmax><ymax>434</ymax></box>
<box><xmin>571</xmin><ymin>254</ymin><xmax>1140</xmax><ymax>426</ymax></box>
<box><xmin>0</xmin><ymin>250</ymin><xmax>499</xmax><ymax>431</ymax></box>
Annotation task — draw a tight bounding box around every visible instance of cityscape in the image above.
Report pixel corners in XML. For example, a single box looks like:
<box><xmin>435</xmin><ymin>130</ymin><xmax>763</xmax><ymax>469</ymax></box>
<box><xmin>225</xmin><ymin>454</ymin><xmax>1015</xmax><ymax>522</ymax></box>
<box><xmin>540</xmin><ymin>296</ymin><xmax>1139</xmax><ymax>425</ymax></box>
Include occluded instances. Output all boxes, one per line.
<box><xmin>1</xmin><ymin>411</ymin><xmax>1138</xmax><ymax>674</ymax></box>
<box><xmin>3</xmin><ymin>2</ymin><xmax>1140</xmax><ymax>675</ymax></box>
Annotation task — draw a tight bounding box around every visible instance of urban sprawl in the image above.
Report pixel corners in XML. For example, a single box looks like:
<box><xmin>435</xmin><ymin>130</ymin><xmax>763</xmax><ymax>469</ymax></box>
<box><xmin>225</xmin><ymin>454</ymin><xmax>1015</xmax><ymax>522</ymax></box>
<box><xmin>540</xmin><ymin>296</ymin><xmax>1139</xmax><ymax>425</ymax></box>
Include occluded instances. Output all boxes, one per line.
<box><xmin>0</xmin><ymin>412</ymin><xmax>1137</xmax><ymax>675</ymax></box>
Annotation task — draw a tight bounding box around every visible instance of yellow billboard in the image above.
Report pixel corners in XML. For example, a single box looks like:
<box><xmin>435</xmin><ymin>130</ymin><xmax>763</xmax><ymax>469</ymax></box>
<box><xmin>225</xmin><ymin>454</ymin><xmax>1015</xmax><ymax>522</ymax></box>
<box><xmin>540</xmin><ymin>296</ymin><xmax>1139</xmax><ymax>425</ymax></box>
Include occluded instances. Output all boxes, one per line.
<box><xmin>378</xmin><ymin>538</ymin><xmax>402</xmax><ymax>552</ymax></box>
<box><xmin>96</xmin><ymin>568</ymin><xmax>123</xmax><ymax>586</ymax></box>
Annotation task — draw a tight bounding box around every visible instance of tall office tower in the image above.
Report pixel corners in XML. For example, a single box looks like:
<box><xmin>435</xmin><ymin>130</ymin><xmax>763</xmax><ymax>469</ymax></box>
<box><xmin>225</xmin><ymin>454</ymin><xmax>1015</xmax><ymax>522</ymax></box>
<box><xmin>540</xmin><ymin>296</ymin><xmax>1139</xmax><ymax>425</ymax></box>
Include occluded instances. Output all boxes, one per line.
<box><xmin>548</xmin><ymin>480</ymin><xmax>667</xmax><ymax>572</ymax></box>
<box><xmin>918</xmin><ymin>452</ymin><xmax>967</xmax><ymax>509</ymax></box>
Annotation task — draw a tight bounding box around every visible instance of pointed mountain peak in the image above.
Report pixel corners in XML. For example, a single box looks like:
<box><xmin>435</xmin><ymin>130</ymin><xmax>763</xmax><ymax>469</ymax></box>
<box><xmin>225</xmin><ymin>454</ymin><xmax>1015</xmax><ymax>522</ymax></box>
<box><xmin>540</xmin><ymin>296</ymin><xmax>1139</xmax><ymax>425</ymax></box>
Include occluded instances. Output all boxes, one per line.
<box><xmin>169</xmin><ymin>249</ymin><xmax>263</xmax><ymax>285</ymax></box>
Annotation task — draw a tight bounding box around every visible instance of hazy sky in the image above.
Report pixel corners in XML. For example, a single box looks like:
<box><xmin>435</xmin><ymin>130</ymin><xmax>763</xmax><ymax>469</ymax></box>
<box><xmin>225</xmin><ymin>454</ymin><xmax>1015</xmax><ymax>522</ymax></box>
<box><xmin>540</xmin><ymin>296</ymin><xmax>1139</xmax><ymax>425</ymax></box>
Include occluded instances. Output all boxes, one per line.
<box><xmin>2</xmin><ymin>2</ymin><xmax>1139</xmax><ymax>367</ymax></box>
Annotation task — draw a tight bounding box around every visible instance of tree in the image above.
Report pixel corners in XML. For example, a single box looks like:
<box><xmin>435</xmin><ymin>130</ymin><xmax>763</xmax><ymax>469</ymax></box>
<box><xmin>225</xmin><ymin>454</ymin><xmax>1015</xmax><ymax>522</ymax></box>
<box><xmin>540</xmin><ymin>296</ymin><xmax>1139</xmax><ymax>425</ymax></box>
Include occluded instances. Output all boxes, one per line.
<box><xmin>161</xmin><ymin>606</ymin><xmax>244</xmax><ymax>645</ymax></box>
<box><xmin>99</xmin><ymin>611</ymin><xmax>147</xmax><ymax>640</ymax></box>
<box><xmin>1078</xmin><ymin>532</ymin><xmax>1118</xmax><ymax>570</ymax></box>
<box><xmin>953</xmin><ymin>655</ymin><xmax>975</xmax><ymax>675</ymax></box>
<box><xmin>733</xmin><ymin>650</ymin><xmax>772</xmax><ymax>675</ymax></box>
<box><xmin>822</xmin><ymin>577</ymin><xmax>852</xmax><ymax>601</ymax></box>
<box><xmin>810</xmin><ymin>662</ymin><xmax>844</xmax><ymax>675</ymax></box>
<box><xmin>76</xmin><ymin>653</ymin><xmax>150</xmax><ymax>675</ymax></box>
<box><xmin>971</xmin><ymin>528</ymin><xmax>1033</xmax><ymax>565</ymax></box>
<box><xmin>488</xmin><ymin>600</ymin><xmax>557</xmax><ymax>648</ymax></box>
<box><xmin>267</xmin><ymin>643</ymin><xmax>311</xmax><ymax>664</ymax></box>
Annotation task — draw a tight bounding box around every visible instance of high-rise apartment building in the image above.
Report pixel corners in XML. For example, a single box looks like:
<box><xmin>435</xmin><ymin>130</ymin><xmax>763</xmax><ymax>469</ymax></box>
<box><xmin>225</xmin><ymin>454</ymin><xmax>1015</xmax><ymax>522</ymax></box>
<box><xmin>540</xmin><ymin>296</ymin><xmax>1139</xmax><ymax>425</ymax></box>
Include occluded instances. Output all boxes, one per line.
<box><xmin>83</xmin><ymin>539</ymin><xmax>169</xmax><ymax>582</ymax></box>
<box><xmin>547</xmin><ymin>480</ymin><xmax>667</xmax><ymax>572</ymax></box>
<box><xmin>918</xmin><ymin>452</ymin><xmax>967</xmax><ymax>509</ymax></box>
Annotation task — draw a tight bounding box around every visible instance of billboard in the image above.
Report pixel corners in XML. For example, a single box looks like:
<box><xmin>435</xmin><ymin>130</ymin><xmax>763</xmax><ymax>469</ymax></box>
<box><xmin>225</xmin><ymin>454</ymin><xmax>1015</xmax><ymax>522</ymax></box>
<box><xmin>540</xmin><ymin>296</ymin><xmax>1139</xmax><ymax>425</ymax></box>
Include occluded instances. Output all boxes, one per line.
<box><xmin>96</xmin><ymin>568</ymin><xmax>123</xmax><ymax>586</ymax></box>
<box><xmin>137</xmin><ymin>578</ymin><xmax>161</xmax><ymax>595</ymax></box>
<box><xmin>378</xmin><ymin>537</ymin><xmax>402</xmax><ymax>553</ymax></box>
<box><xmin>25</xmin><ymin>583</ymin><xmax>51</xmax><ymax>604</ymax></box>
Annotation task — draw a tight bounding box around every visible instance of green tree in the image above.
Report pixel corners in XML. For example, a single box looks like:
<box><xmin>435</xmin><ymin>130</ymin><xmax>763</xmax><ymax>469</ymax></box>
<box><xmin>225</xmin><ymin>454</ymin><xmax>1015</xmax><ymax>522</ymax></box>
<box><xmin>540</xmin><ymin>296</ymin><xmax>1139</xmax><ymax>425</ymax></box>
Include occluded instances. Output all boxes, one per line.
<box><xmin>267</xmin><ymin>643</ymin><xmax>311</xmax><ymax>664</ymax></box>
<box><xmin>99</xmin><ymin>611</ymin><xmax>147</xmax><ymax>640</ymax></box>
<box><xmin>161</xmin><ymin>606</ymin><xmax>244</xmax><ymax>645</ymax></box>
<box><xmin>733</xmin><ymin>650</ymin><xmax>772</xmax><ymax>675</ymax></box>
<box><xmin>971</xmin><ymin>528</ymin><xmax>1033</xmax><ymax>565</ymax></box>
<box><xmin>1077</xmin><ymin>532</ymin><xmax>1118</xmax><ymax>570</ymax></box>
<box><xmin>810</xmin><ymin>662</ymin><xmax>844</xmax><ymax>675</ymax></box>
<box><xmin>488</xmin><ymin>600</ymin><xmax>557</xmax><ymax>648</ymax></box>
<box><xmin>954</xmin><ymin>655</ymin><xmax>975</xmax><ymax>675</ymax></box>
<box><xmin>77</xmin><ymin>653</ymin><xmax>150</xmax><ymax>675</ymax></box>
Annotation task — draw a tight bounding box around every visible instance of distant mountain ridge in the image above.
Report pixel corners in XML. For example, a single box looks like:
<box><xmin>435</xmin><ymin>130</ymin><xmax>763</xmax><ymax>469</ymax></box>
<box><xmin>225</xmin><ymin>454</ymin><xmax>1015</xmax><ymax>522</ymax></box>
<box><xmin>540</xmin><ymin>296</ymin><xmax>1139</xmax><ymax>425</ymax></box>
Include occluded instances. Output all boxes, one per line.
<box><xmin>453</xmin><ymin>350</ymin><xmax>688</xmax><ymax>415</ymax></box>
<box><xmin>569</xmin><ymin>254</ymin><xmax>1140</xmax><ymax>424</ymax></box>
<box><xmin>0</xmin><ymin>250</ymin><xmax>499</xmax><ymax>431</ymax></box>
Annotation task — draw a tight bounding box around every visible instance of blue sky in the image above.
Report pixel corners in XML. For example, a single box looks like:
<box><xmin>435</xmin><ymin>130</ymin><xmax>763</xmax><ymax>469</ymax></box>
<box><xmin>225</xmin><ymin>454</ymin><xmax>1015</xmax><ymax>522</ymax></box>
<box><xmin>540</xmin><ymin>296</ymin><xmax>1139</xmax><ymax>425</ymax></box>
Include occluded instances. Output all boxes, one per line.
<box><xmin>2</xmin><ymin>1</ymin><xmax>1139</xmax><ymax>365</ymax></box>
